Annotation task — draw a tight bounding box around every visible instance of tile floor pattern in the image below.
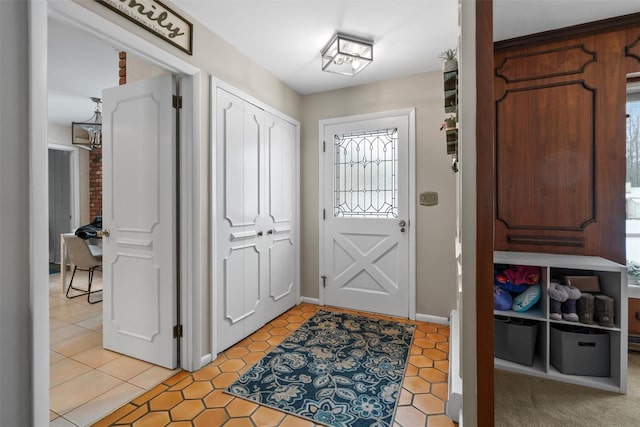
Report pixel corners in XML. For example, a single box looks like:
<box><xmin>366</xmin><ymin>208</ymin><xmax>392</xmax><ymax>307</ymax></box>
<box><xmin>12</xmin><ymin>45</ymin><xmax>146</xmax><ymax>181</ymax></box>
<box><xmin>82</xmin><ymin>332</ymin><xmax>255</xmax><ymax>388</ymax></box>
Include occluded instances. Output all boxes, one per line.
<box><xmin>49</xmin><ymin>272</ymin><xmax>179</xmax><ymax>427</ymax></box>
<box><xmin>92</xmin><ymin>304</ymin><xmax>456</xmax><ymax>427</ymax></box>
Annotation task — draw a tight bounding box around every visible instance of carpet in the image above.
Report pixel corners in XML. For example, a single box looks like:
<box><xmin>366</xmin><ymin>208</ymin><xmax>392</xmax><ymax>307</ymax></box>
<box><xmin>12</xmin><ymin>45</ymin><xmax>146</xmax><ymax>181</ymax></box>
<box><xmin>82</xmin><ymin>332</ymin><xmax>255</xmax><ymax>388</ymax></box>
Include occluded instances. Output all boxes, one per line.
<box><xmin>494</xmin><ymin>352</ymin><xmax>640</xmax><ymax>426</ymax></box>
<box><xmin>226</xmin><ymin>310</ymin><xmax>416</xmax><ymax>427</ymax></box>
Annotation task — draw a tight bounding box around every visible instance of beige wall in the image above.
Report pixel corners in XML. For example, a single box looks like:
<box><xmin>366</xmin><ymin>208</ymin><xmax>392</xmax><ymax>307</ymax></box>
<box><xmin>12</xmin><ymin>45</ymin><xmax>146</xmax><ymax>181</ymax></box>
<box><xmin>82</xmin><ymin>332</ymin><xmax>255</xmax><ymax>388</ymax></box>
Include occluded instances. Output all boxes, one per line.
<box><xmin>126</xmin><ymin>52</ymin><xmax>170</xmax><ymax>83</ymax></box>
<box><xmin>300</xmin><ymin>72</ymin><xmax>457</xmax><ymax>318</ymax></box>
<box><xmin>73</xmin><ymin>0</ymin><xmax>302</xmax><ymax>119</ymax></box>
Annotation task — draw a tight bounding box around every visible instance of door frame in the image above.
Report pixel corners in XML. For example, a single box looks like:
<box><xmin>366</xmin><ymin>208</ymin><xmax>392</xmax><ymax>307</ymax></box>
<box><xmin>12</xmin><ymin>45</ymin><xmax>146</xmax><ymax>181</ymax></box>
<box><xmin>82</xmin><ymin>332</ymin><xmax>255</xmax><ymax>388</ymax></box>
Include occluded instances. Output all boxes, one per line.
<box><xmin>47</xmin><ymin>143</ymin><xmax>80</xmax><ymax>231</ymax></box>
<box><xmin>31</xmin><ymin>0</ymin><xmax>204</xmax><ymax>422</ymax></box>
<box><xmin>318</xmin><ymin>109</ymin><xmax>417</xmax><ymax>319</ymax></box>
<box><xmin>210</xmin><ymin>77</ymin><xmax>301</xmax><ymax>357</ymax></box>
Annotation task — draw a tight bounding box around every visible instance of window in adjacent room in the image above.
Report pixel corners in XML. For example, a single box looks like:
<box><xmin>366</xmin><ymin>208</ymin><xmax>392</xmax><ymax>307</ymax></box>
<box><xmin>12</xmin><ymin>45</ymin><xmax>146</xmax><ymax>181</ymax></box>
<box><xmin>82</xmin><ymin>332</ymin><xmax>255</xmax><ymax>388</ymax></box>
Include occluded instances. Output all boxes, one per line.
<box><xmin>626</xmin><ymin>82</ymin><xmax>640</xmax><ymax>283</ymax></box>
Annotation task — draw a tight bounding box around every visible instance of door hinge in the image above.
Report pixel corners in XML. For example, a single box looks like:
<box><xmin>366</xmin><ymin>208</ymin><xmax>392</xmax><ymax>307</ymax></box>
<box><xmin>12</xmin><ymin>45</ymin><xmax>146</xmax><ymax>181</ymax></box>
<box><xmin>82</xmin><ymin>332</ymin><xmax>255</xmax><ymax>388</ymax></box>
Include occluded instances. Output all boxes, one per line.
<box><xmin>323</xmin><ymin>209</ymin><xmax>326</xmax><ymax>220</ymax></box>
<box><xmin>172</xmin><ymin>95</ymin><xmax>182</xmax><ymax>109</ymax></box>
<box><xmin>321</xmin><ymin>275</ymin><xmax>327</xmax><ymax>288</ymax></box>
<box><xmin>323</xmin><ymin>141</ymin><xmax>326</xmax><ymax>152</ymax></box>
<box><xmin>173</xmin><ymin>324</ymin><xmax>183</xmax><ymax>338</ymax></box>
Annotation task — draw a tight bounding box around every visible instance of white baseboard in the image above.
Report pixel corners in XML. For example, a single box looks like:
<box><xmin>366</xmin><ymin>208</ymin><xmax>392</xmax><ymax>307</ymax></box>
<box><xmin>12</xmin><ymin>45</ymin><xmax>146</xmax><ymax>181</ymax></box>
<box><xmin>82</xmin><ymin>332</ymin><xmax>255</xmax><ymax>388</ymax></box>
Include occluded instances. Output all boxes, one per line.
<box><xmin>200</xmin><ymin>354</ymin><xmax>212</xmax><ymax>367</ymax></box>
<box><xmin>446</xmin><ymin>309</ymin><xmax>462</xmax><ymax>422</ymax></box>
<box><xmin>299</xmin><ymin>297</ymin><xmax>320</xmax><ymax>305</ymax></box>
<box><xmin>415</xmin><ymin>313</ymin><xmax>449</xmax><ymax>325</ymax></box>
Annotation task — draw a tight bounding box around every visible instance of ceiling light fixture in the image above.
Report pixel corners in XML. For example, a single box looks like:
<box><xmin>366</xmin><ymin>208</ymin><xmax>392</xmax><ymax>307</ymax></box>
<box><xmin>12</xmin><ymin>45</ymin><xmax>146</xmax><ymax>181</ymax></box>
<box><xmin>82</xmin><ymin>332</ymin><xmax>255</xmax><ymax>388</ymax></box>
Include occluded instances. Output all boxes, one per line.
<box><xmin>72</xmin><ymin>97</ymin><xmax>102</xmax><ymax>150</ymax></box>
<box><xmin>321</xmin><ymin>33</ymin><xmax>373</xmax><ymax>77</ymax></box>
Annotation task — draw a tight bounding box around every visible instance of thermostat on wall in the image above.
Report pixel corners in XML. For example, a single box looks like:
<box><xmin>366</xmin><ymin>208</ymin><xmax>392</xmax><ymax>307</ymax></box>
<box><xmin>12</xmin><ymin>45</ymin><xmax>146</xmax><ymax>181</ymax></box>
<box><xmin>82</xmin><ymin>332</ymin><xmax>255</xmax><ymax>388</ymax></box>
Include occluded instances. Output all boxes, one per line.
<box><xmin>420</xmin><ymin>191</ymin><xmax>438</xmax><ymax>206</ymax></box>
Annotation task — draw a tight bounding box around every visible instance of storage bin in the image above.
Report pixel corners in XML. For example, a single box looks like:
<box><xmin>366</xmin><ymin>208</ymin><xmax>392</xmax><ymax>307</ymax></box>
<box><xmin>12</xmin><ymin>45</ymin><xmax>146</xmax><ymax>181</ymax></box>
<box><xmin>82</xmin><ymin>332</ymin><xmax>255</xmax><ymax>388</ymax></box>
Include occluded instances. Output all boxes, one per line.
<box><xmin>494</xmin><ymin>316</ymin><xmax>538</xmax><ymax>366</ymax></box>
<box><xmin>550</xmin><ymin>324</ymin><xmax>609</xmax><ymax>377</ymax></box>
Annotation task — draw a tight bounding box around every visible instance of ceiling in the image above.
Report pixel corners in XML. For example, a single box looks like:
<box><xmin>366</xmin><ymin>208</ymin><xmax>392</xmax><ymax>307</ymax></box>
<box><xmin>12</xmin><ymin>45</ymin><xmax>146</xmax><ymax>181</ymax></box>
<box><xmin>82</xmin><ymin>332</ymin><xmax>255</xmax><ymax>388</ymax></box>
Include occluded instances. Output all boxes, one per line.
<box><xmin>48</xmin><ymin>18</ymin><xmax>119</xmax><ymax>127</ymax></box>
<box><xmin>171</xmin><ymin>0</ymin><xmax>458</xmax><ymax>95</ymax></box>
<box><xmin>48</xmin><ymin>1</ymin><xmax>640</xmax><ymax>126</ymax></box>
<box><xmin>494</xmin><ymin>0</ymin><xmax>640</xmax><ymax>41</ymax></box>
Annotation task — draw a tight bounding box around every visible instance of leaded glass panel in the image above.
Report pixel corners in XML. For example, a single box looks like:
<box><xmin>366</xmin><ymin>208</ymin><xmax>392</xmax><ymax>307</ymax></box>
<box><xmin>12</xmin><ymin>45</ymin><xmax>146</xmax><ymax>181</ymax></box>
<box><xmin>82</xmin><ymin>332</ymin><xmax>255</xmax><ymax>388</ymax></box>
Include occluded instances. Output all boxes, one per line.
<box><xmin>334</xmin><ymin>128</ymin><xmax>398</xmax><ymax>218</ymax></box>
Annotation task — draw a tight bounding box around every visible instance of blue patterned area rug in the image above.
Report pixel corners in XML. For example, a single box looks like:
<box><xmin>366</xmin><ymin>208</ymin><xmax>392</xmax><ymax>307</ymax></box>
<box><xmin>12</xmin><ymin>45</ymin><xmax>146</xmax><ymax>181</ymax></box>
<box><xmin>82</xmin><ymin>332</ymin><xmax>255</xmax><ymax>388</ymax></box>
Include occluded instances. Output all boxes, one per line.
<box><xmin>226</xmin><ymin>310</ymin><xmax>416</xmax><ymax>427</ymax></box>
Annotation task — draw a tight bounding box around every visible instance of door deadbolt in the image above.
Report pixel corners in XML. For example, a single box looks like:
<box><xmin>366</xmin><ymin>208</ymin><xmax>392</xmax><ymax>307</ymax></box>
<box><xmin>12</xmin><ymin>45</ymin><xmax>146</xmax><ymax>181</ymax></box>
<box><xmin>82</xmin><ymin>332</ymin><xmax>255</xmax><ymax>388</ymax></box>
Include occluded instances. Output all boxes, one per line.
<box><xmin>399</xmin><ymin>220</ymin><xmax>406</xmax><ymax>227</ymax></box>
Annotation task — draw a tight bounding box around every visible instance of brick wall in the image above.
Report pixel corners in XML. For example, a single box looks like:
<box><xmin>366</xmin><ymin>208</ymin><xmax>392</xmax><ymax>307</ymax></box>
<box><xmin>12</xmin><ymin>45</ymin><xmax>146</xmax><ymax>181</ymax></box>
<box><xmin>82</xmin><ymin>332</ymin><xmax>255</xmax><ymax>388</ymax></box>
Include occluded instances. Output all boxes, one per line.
<box><xmin>88</xmin><ymin>51</ymin><xmax>126</xmax><ymax>221</ymax></box>
<box><xmin>88</xmin><ymin>147</ymin><xmax>102</xmax><ymax>220</ymax></box>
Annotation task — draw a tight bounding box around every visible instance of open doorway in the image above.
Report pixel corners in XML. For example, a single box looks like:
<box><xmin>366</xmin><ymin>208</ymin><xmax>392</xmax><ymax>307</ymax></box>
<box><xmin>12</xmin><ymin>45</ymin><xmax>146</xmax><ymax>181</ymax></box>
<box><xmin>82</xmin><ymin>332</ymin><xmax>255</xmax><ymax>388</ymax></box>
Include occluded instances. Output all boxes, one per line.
<box><xmin>47</xmin><ymin>17</ymin><xmax>181</xmax><ymax>425</ymax></box>
<box><xmin>48</xmin><ymin>147</ymin><xmax>73</xmax><ymax>272</ymax></box>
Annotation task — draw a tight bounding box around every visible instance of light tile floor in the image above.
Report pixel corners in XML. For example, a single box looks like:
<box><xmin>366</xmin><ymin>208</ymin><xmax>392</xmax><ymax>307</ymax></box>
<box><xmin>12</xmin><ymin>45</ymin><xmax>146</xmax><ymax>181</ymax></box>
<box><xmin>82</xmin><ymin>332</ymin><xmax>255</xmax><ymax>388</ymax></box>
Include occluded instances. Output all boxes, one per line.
<box><xmin>92</xmin><ymin>303</ymin><xmax>456</xmax><ymax>427</ymax></box>
<box><xmin>49</xmin><ymin>271</ymin><xmax>179</xmax><ymax>426</ymax></box>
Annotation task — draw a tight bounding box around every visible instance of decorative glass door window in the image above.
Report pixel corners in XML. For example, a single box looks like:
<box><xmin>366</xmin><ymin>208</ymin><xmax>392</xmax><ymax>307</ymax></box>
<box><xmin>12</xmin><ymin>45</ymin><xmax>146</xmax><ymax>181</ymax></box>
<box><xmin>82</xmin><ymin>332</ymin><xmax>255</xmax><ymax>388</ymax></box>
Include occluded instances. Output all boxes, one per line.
<box><xmin>334</xmin><ymin>128</ymin><xmax>398</xmax><ymax>218</ymax></box>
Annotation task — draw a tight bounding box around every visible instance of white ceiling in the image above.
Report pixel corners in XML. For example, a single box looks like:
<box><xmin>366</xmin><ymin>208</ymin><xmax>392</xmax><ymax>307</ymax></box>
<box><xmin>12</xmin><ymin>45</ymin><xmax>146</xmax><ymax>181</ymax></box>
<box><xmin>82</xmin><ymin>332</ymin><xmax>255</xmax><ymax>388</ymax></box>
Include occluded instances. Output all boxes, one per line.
<box><xmin>494</xmin><ymin>0</ymin><xmax>640</xmax><ymax>42</ymax></box>
<box><xmin>48</xmin><ymin>18</ymin><xmax>119</xmax><ymax>127</ymax></box>
<box><xmin>48</xmin><ymin>1</ymin><xmax>640</xmax><ymax>126</ymax></box>
<box><xmin>171</xmin><ymin>0</ymin><xmax>458</xmax><ymax>95</ymax></box>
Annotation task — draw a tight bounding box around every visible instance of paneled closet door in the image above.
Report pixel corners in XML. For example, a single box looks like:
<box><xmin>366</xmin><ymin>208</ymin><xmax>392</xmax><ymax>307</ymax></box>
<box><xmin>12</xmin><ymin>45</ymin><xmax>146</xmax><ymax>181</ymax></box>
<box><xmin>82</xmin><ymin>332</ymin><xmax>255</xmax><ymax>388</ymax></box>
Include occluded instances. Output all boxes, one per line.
<box><xmin>263</xmin><ymin>112</ymin><xmax>297</xmax><ymax>322</ymax></box>
<box><xmin>216</xmin><ymin>89</ymin><xmax>266</xmax><ymax>351</ymax></box>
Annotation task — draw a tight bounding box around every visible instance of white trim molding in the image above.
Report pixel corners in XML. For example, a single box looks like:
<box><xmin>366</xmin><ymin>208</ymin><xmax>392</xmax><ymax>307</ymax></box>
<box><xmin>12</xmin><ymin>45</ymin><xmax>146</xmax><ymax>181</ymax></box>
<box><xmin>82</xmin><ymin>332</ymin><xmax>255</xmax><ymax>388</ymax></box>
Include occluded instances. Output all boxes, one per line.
<box><xmin>299</xmin><ymin>297</ymin><xmax>320</xmax><ymax>305</ymax></box>
<box><xmin>446</xmin><ymin>309</ymin><xmax>462</xmax><ymax>422</ymax></box>
<box><xmin>32</xmin><ymin>1</ymin><xmax>204</xmax><ymax>422</ymax></box>
<box><xmin>47</xmin><ymin>143</ymin><xmax>80</xmax><ymax>230</ymax></box>
<box><xmin>415</xmin><ymin>313</ymin><xmax>450</xmax><ymax>325</ymax></box>
<box><xmin>200</xmin><ymin>354</ymin><xmax>213</xmax><ymax>367</ymax></box>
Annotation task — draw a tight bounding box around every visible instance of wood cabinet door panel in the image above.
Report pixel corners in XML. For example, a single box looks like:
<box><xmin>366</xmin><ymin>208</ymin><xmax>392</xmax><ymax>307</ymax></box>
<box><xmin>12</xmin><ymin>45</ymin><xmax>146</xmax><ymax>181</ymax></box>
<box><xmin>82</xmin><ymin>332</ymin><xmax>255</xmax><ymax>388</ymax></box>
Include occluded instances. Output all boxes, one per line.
<box><xmin>496</xmin><ymin>82</ymin><xmax>595</xmax><ymax>230</ymax></box>
<box><xmin>494</xmin><ymin>31</ymin><xmax>626</xmax><ymax>264</ymax></box>
<box><xmin>629</xmin><ymin>298</ymin><xmax>640</xmax><ymax>335</ymax></box>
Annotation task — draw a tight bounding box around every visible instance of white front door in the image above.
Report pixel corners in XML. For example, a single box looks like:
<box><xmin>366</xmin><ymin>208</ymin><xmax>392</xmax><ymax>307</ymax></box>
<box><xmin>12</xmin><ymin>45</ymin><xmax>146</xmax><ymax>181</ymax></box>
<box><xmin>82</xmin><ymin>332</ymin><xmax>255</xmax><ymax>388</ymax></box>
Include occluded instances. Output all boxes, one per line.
<box><xmin>102</xmin><ymin>74</ymin><xmax>178</xmax><ymax>368</ymax></box>
<box><xmin>215</xmin><ymin>88</ymin><xmax>297</xmax><ymax>351</ymax></box>
<box><xmin>321</xmin><ymin>113</ymin><xmax>412</xmax><ymax>317</ymax></box>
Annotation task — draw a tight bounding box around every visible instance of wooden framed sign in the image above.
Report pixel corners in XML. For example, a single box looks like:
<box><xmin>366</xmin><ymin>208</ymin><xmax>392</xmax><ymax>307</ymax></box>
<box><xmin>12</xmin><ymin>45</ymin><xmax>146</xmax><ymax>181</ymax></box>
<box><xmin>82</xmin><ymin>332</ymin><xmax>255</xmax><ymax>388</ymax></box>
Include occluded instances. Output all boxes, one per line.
<box><xmin>96</xmin><ymin>0</ymin><xmax>193</xmax><ymax>55</ymax></box>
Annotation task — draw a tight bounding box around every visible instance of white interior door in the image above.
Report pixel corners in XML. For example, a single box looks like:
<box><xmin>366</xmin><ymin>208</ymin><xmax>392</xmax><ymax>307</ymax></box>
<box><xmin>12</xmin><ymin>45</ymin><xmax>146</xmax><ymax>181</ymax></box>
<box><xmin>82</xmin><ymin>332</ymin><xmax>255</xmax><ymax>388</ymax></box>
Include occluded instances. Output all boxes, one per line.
<box><xmin>322</xmin><ymin>114</ymin><xmax>410</xmax><ymax>317</ymax></box>
<box><xmin>102</xmin><ymin>74</ymin><xmax>177</xmax><ymax>368</ymax></box>
<box><xmin>215</xmin><ymin>88</ymin><xmax>297</xmax><ymax>351</ymax></box>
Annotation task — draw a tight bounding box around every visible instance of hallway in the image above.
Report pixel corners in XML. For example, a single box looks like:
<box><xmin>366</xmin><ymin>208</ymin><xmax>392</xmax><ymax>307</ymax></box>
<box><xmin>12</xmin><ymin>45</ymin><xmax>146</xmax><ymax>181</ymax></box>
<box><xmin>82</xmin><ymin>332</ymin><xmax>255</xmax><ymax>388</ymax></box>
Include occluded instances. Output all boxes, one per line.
<box><xmin>49</xmin><ymin>272</ymin><xmax>179</xmax><ymax>426</ymax></box>
<box><xmin>92</xmin><ymin>303</ymin><xmax>455</xmax><ymax>427</ymax></box>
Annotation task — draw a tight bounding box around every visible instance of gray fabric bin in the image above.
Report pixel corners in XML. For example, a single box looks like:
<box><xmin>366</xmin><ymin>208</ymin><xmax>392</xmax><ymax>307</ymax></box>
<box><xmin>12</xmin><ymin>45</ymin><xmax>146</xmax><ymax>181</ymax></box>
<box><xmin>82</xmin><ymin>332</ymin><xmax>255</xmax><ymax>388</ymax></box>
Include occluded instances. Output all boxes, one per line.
<box><xmin>550</xmin><ymin>324</ymin><xmax>609</xmax><ymax>377</ymax></box>
<box><xmin>494</xmin><ymin>315</ymin><xmax>538</xmax><ymax>366</ymax></box>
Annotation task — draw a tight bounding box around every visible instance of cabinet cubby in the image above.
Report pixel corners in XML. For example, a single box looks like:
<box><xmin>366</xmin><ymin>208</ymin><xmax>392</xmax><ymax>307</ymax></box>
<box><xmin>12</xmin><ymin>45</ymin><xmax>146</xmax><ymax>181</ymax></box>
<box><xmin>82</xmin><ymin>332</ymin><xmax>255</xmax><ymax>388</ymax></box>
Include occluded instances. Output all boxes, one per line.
<box><xmin>494</xmin><ymin>251</ymin><xmax>628</xmax><ymax>393</ymax></box>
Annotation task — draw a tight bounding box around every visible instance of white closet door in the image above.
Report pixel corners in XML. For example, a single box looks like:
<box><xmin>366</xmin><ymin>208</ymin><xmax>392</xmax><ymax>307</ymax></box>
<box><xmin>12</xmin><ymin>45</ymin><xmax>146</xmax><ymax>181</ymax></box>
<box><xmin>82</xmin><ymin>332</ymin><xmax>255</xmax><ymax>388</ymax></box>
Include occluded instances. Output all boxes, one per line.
<box><xmin>215</xmin><ymin>88</ymin><xmax>298</xmax><ymax>352</ymax></box>
<box><xmin>263</xmin><ymin>112</ymin><xmax>297</xmax><ymax>322</ymax></box>
<box><xmin>216</xmin><ymin>88</ymin><xmax>266</xmax><ymax>351</ymax></box>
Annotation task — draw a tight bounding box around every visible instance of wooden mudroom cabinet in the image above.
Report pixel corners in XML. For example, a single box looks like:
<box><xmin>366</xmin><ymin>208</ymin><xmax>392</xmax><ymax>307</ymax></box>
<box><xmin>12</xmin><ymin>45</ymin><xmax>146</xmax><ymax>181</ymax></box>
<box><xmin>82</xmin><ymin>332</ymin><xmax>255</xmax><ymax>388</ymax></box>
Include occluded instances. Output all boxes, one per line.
<box><xmin>494</xmin><ymin>24</ymin><xmax>640</xmax><ymax>265</ymax></box>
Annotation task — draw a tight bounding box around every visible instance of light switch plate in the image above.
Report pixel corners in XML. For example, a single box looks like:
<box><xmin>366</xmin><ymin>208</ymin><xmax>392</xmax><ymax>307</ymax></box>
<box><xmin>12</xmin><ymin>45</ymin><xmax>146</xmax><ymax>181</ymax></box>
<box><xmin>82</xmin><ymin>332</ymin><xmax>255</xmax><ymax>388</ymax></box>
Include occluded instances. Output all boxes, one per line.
<box><xmin>420</xmin><ymin>191</ymin><xmax>438</xmax><ymax>206</ymax></box>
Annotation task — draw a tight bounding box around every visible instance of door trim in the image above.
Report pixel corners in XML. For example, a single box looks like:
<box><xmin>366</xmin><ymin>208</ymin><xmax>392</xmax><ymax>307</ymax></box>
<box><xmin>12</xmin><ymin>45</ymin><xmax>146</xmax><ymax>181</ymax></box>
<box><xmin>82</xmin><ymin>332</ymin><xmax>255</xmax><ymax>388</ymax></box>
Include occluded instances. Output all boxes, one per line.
<box><xmin>47</xmin><ymin>143</ymin><xmax>80</xmax><ymax>231</ymax></box>
<box><xmin>210</xmin><ymin>77</ymin><xmax>301</xmax><ymax>357</ymax></box>
<box><xmin>31</xmin><ymin>1</ymin><xmax>203</xmax><ymax>422</ymax></box>
<box><xmin>318</xmin><ymin>109</ymin><xmax>416</xmax><ymax>319</ymax></box>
